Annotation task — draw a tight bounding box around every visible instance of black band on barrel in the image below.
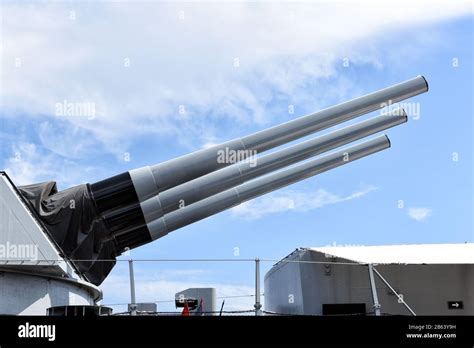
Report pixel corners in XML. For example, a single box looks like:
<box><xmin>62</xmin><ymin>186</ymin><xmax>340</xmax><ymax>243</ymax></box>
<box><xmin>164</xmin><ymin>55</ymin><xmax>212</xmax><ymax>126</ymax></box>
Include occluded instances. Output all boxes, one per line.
<box><xmin>102</xmin><ymin>202</ymin><xmax>147</xmax><ymax>234</ymax></box>
<box><xmin>89</xmin><ymin>172</ymin><xmax>139</xmax><ymax>215</ymax></box>
<box><xmin>114</xmin><ymin>225</ymin><xmax>152</xmax><ymax>252</ymax></box>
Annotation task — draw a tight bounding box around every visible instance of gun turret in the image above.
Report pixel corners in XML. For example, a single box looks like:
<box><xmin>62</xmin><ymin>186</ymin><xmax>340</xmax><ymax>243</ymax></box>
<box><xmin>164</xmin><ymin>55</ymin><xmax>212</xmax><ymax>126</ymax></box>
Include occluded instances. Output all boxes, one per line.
<box><xmin>17</xmin><ymin>76</ymin><xmax>428</xmax><ymax>284</ymax></box>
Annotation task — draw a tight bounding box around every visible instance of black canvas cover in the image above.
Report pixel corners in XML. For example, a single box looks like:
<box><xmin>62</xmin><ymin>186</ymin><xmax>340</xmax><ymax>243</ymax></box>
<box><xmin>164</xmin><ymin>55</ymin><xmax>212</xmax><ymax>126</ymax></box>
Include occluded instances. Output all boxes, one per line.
<box><xmin>18</xmin><ymin>181</ymin><xmax>117</xmax><ymax>285</ymax></box>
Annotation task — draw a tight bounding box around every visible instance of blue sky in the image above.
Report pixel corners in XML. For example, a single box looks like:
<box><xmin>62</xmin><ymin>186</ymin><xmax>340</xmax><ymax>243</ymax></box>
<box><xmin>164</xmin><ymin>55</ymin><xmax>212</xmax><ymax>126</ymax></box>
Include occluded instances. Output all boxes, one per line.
<box><xmin>1</xmin><ymin>1</ymin><xmax>473</xmax><ymax>312</ymax></box>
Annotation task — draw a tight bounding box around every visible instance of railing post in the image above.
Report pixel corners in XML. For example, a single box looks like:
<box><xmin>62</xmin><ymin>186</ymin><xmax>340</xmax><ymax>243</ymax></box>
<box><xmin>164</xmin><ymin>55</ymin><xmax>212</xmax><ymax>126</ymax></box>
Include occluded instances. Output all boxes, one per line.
<box><xmin>368</xmin><ymin>263</ymin><xmax>381</xmax><ymax>316</ymax></box>
<box><xmin>129</xmin><ymin>259</ymin><xmax>137</xmax><ymax>316</ymax></box>
<box><xmin>254</xmin><ymin>258</ymin><xmax>262</xmax><ymax>316</ymax></box>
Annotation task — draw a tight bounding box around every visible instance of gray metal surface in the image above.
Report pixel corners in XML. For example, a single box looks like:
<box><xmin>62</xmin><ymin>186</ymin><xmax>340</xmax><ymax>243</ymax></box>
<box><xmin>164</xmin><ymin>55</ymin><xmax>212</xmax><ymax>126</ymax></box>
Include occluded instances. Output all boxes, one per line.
<box><xmin>372</xmin><ymin>266</ymin><xmax>417</xmax><ymax>316</ymax></box>
<box><xmin>128</xmin><ymin>303</ymin><xmax>157</xmax><ymax>313</ymax></box>
<box><xmin>0</xmin><ymin>173</ymin><xmax>66</xmax><ymax>269</ymax></box>
<box><xmin>0</xmin><ymin>172</ymin><xmax>101</xmax><ymax>315</ymax></box>
<box><xmin>0</xmin><ymin>270</ymin><xmax>100</xmax><ymax>315</ymax></box>
<box><xmin>148</xmin><ymin>135</ymin><xmax>390</xmax><ymax>240</ymax></box>
<box><xmin>175</xmin><ymin>288</ymin><xmax>216</xmax><ymax>315</ymax></box>
<box><xmin>131</xmin><ymin>76</ymin><xmax>427</xmax><ymax>201</ymax></box>
<box><xmin>140</xmin><ymin>109</ymin><xmax>406</xmax><ymax>223</ymax></box>
<box><xmin>264</xmin><ymin>247</ymin><xmax>474</xmax><ymax>315</ymax></box>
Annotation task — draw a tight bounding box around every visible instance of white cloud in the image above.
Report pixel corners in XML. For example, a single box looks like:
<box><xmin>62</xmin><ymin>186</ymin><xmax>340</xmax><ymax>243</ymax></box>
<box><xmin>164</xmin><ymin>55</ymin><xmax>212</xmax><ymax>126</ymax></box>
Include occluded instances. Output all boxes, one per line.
<box><xmin>232</xmin><ymin>184</ymin><xmax>377</xmax><ymax>219</ymax></box>
<box><xmin>407</xmin><ymin>207</ymin><xmax>432</xmax><ymax>222</ymax></box>
<box><xmin>3</xmin><ymin>142</ymin><xmax>101</xmax><ymax>188</ymax></box>
<box><xmin>1</xmin><ymin>1</ymin><xmax>472</xmax><ymax>158</ymax></box>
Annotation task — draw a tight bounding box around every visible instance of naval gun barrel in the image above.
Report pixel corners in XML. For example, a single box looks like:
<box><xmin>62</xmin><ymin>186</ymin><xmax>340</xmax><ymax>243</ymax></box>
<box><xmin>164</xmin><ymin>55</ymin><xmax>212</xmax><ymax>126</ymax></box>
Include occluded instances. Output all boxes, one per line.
<box><xmin>103</xmin><ymin>109</ymin><xmax>406</xmax><ymax>244</ymax></box>
<box><xmin>114</xmin><ymin>135</ymin><xmax>390</xmax><ymax>250</ymax></box>
<box><xmin>89</xmin><ymin>76</ymin><xmax>427</xmax><ymax>216</ymax></box>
